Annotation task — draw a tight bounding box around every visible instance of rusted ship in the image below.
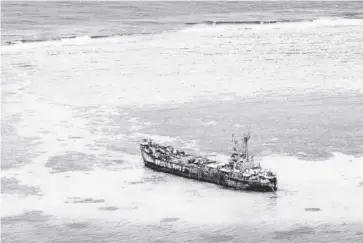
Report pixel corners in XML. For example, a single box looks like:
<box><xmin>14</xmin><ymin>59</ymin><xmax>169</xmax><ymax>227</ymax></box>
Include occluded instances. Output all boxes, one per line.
<box><xmin>140</xmin><ymin>132</ymin><xmax>277</xmax><ymax>192</ymax></box>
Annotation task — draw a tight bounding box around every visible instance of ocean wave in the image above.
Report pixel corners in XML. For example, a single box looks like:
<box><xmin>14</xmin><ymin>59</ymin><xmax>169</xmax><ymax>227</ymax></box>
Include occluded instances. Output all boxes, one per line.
<box><xmin>4</xmin><ymin>33</ymin><xmax>151</xmax><ymax>46</ymax></box>
<box><xmin>4</xmin><ymin>34</ymin><xmax>116</xmax><ymax>46</ymax></box>
<box><xmin>185</xmin><ymin>19</ymin><xmax>304</xmax><ymax>26</ymax></box>
<box><xmin>184</xmin><ymin>17</ymin><xmax>363</xmax><ymax>27</ymax></box>
<box><xmin>4</xmin><ymin>17</ymin><xmax>363</xmax><ymax>46</ymax></box>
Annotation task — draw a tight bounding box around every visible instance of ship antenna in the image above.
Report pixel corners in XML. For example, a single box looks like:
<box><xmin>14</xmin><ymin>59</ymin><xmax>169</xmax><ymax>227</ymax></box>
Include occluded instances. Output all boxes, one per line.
<box><xmin>232</xmin><ymin>133</ymin><xmax>238</xmax><ymax>153</ymax></box>
<box><xmin>244</xmin><ymin>131</ymin><xmax>251</xmax><ymax>159</ymax></box>
<box><xmin>240</xmin><ymin>133</ymin><xmax>244</xmax><ymax>157</ymax></box>
<box><xmin>231</xmin><ymin>133</ymin><xmax>234</xmax><ymax>153</ymax></box>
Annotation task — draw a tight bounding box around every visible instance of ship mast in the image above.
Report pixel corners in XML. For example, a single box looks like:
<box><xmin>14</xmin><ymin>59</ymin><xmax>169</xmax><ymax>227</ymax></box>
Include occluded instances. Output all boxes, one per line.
<box><xmin>243</xmin><ymin>132</ymin><xmax>251</xmax><ymax>160</ymax></box>
<box><xmin>232</xmin><ymin>133</ymin><xmax>238</xmax><ymax>153</ymax></box>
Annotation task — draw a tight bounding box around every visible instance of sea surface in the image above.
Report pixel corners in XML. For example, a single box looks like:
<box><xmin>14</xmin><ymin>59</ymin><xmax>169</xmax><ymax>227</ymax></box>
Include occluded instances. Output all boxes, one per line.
<box><xmin>1</xmin><ymin>1</ymin><xmax>363</xmax><ymax>243</ymax></box>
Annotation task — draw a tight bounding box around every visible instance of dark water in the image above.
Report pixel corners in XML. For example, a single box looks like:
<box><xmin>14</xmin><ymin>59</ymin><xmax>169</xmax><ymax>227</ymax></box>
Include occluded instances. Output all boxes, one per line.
<box><xmin>1</xmin><ymin>1</ymin><xmax>363</xmax><ymax>243</ymax></box>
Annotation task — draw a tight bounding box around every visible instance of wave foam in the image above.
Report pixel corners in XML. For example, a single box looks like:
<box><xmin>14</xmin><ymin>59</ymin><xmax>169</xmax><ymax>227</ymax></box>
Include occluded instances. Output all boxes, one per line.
<box><xmin>181</xmin><ymin>17</ymin><xmax>363</xmax><ymax>33</ymax></box>
<box><xmin>185</xmin><ymin>17</ymin><xmax>363</xmax><ymax>27</ymax></box>
<box><xmin>5</xmin><ymin>35</ymin><xmax>115</xmax><ymax>46</ymax></box>
<box><xmin>3</xmin><ymin>17</ymin><xmax>363</xmax><ymax>47</ymax></box>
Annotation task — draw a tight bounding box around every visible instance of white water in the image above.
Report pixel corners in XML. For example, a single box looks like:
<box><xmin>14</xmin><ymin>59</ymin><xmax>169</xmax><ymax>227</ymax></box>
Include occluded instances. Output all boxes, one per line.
<box><xmin>2</xmin><ymin>16</ymin><xmax>363</xmax><ymax>242</ymax></box>
<box><xmin>2</xmin><ymin>18</ymin><xmax>363</xmax><ymax>108</ymax></box>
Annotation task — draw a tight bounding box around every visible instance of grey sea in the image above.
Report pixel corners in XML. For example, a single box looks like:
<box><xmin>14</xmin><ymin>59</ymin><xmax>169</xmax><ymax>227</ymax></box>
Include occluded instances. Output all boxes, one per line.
<box><xmin>1</xmin><ymin>1</ymin><xmax>363</xmax><ymax>243</ymax></box>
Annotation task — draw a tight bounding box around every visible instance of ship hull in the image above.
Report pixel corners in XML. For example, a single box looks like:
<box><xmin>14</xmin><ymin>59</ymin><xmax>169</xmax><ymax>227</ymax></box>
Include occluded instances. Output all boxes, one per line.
<box><xmin>141</xmin><ymin>148</ymin><xmax>276</xmax><ymax>192</ymax></box>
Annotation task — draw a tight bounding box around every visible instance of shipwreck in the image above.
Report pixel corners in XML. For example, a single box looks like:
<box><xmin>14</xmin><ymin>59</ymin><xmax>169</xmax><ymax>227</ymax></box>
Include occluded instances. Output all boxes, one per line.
<box><xmin>139</xmin><ymin>132</ymin><xmax>277</xmax><ymax>192</ymax></box>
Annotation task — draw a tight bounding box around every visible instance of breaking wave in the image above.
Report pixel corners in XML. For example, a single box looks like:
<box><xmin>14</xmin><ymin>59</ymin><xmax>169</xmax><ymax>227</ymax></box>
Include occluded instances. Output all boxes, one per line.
<box><xmin>185</xmin><ymin>19</ymin><xmax>305</xmax><ymax>26</ymax></box>
<box><xmin>6</xmin><ymin>35</ymin><xmax>101</xmax><ymax>45</ymax></box>
<box><xmin>184</xmin><ymin>17</ymin><xmax>363</xmax><ymax>28</ymax></box>
<box><xmin>4</xmin><ymin>17</ymin><xmax>363</xmax><ymax>46</ymax></box>
<box><xmin>4</xmin><ymin>33</ymin><xmax>151</xmax><ymax>46</ymax></box>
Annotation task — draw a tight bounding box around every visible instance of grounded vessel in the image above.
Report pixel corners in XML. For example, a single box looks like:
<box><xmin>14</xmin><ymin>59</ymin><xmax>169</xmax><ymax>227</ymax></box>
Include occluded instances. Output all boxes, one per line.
<box><xmin>139</xmin><ymin>132</ymin><xmax>277</xmax><ymax>192</ymax></box>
